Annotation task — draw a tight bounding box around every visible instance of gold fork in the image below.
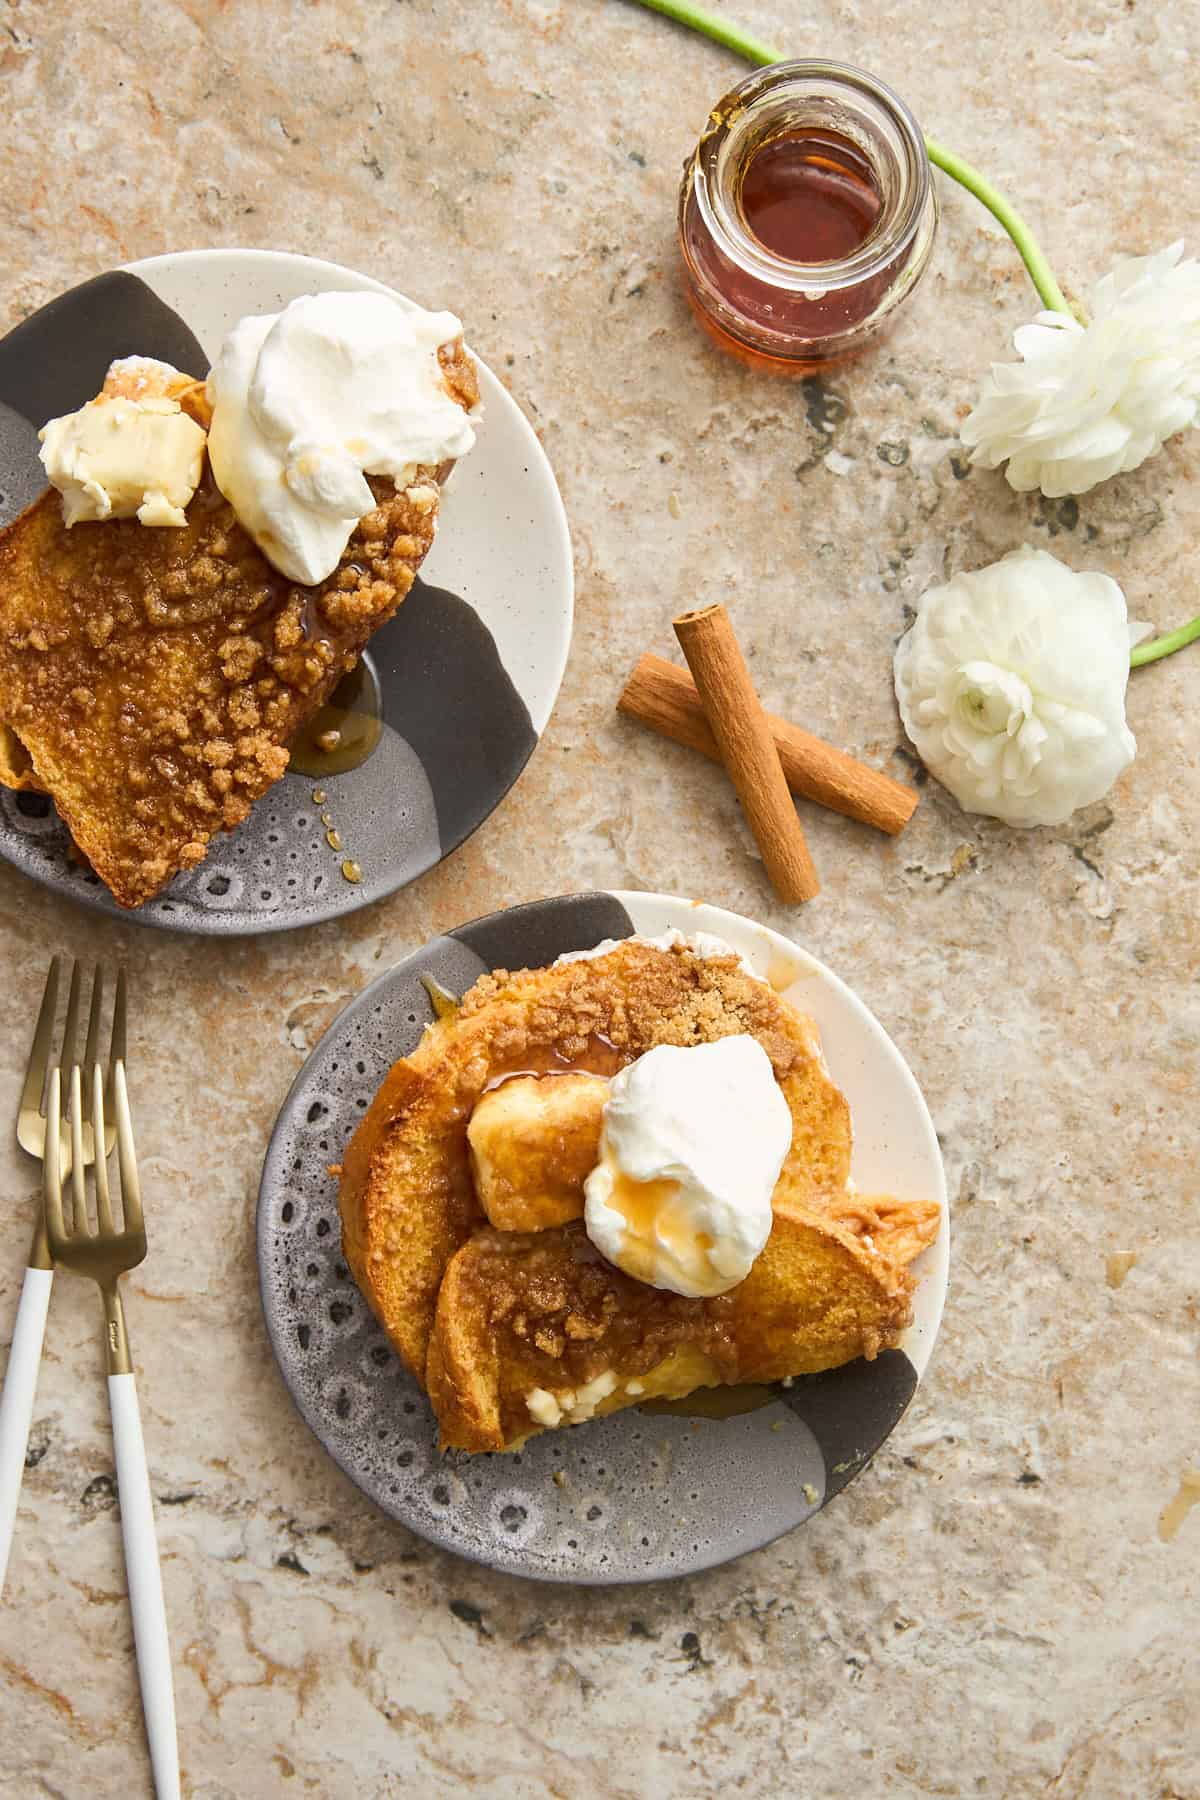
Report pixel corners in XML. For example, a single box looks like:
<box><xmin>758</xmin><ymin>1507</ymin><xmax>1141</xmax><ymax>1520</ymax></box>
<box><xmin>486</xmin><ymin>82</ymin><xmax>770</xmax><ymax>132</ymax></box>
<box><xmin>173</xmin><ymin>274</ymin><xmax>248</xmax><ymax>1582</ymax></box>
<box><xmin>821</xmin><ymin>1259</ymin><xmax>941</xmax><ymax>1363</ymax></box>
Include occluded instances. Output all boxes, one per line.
<box><xmin>1</xmin><ymin>959</ymin><xmax>125</xmax><ymax>1595</ymax></box>
<box><xmin>44</xmin><ymin>1061</ymin><xmax>180</xmax><ymax>1800</ymax></box>
<box><xmin>16</xmin><ymin>956</ymin><xmax>126</xmax><ymax>1255</ymax></box>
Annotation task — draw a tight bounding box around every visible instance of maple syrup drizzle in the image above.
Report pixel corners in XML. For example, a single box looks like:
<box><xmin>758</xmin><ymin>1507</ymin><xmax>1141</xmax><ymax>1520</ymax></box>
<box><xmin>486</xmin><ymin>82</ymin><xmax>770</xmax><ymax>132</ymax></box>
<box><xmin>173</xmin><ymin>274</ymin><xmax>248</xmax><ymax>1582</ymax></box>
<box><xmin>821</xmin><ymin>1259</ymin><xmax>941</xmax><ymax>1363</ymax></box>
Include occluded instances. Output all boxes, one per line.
<box><xmin>288</xmin><ymin>652</ymin><xmax>384</xmax><ymax>777</ymax></box>
<box><xmin>481</xmin><ymin>1034</ymin><xmax>627</xmax><ymax>1094</ymax></box>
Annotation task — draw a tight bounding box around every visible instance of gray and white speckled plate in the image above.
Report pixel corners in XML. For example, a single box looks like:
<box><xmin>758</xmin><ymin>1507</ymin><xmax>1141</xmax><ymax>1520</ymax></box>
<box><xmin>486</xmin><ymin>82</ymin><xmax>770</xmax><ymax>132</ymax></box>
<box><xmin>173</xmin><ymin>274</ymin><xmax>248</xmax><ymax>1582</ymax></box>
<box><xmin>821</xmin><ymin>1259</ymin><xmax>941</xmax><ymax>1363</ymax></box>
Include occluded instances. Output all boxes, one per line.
<box><xmin>257</xmin><ymin>891</ymin><xmax>949</xmax><ymax>1584</ymax></box>
<box><xmin>0</xmin><ymin>250</ymin><xmax>572</xmax><ymax>933</ymax></box>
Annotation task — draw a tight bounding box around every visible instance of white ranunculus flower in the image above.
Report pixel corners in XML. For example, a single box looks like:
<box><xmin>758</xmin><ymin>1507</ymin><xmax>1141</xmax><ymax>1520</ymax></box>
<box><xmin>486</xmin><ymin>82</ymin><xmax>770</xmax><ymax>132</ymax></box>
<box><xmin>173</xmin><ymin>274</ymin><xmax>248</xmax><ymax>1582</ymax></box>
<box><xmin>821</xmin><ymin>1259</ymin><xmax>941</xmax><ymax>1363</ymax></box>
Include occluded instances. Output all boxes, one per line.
<box><xmin>894</xmin><ymin>546</ymin><xmax>1140</xmax><ymax>827</ymax></box>
<box><xmin>961</xmin><ymin>242</ymin><xmax>1200</xmax><ymax>497</ymax></box>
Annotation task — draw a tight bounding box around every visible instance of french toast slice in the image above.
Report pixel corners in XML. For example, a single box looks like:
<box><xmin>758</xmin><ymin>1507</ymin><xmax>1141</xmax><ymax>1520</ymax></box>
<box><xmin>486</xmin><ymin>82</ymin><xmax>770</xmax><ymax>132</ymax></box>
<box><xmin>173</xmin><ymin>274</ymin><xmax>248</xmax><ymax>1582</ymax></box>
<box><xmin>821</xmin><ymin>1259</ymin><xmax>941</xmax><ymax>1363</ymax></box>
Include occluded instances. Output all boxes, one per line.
<box><xmin>338</xmin><ymin>938</ymin><xmax>852</xmax><ymax>1378</ymax></box>
<box><xmin>426</xmin><ymin>1200</ymin><xmax>934</xmax><ymax>1453</ymax></box>
<box><xmin>823</xmin><ymin>1191</ymin><xmax>944</xmax><ymax>1270</ymax></box>
<box><xmin>0</xmin><ymin>343</ymin><xmax>478</xmax><ymax>907</ymax></box>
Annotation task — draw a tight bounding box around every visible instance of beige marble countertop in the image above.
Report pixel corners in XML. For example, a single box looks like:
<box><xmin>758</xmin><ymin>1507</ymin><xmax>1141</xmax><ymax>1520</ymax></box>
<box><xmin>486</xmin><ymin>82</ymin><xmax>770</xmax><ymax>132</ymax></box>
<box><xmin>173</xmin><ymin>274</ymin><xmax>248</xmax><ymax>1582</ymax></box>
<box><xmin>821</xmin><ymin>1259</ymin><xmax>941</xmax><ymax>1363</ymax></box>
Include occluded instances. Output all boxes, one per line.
<box><xmin>1</xmin><ymin>1</ymin><xmax>1198</xmax><ymax>1795</ymax></box>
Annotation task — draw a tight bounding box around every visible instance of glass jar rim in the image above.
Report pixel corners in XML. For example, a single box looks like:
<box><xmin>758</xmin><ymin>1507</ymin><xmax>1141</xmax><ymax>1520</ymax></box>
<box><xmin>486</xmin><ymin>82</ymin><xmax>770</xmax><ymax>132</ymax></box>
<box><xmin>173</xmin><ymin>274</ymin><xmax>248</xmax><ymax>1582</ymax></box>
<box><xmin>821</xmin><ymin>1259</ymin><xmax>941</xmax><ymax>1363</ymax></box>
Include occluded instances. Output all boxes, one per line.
<box><xmin>692</xmin><ymin>59</ymin><xmax>932</xmax><ymax>295</ymax></box>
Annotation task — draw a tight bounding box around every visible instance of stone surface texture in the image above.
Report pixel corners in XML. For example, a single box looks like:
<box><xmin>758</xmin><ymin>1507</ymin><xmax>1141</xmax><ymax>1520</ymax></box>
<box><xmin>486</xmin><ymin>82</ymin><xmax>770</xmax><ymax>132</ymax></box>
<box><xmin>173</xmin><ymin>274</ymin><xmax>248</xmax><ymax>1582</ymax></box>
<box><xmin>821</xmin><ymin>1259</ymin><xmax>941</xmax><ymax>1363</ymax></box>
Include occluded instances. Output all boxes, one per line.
<box><xmin>0</xmin><ymin>1</ymin><xmax>1197</xmax><ymax>1795</ymax></box>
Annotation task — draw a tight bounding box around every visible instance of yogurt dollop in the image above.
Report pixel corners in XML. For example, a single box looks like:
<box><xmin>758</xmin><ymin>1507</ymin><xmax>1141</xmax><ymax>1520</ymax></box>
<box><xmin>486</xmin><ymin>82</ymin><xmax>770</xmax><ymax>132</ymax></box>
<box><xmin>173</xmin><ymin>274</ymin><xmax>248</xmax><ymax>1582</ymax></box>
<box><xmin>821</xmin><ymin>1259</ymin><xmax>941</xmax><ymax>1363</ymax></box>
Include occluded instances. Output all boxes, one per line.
<box><xmin>206</xmin><ymin>291</ymin><xmax>475</xmax><ymax>585</ymax></box>
<box><xmin>583</xmin><ymin>1036</ymin><xmax>792</xmax><ymax>1298</ymax></box>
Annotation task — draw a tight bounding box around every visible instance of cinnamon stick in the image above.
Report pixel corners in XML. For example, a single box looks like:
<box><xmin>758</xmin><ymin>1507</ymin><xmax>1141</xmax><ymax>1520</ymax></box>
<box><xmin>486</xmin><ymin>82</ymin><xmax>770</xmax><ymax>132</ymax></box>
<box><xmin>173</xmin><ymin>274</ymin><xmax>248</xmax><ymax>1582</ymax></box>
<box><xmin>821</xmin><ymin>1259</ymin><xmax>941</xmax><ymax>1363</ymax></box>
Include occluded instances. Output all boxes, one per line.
<box><xmin>673</xmin><ymin>605</ymin><xmax>821</xmax><ymax>905</ymax></box>
<box><xmin>618</xmin><ymin>653</ymin><xmax>917</xmax><ymax>836</ymax></box>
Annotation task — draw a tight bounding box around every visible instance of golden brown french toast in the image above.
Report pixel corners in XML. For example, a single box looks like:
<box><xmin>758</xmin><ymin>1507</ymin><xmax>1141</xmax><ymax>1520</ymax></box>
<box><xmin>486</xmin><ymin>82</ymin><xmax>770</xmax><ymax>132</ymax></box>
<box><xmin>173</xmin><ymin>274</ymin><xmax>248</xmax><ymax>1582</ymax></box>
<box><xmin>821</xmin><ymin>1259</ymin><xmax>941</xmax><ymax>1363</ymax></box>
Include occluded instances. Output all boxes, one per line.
<box><xmin>0</xmin><ymin>343</ymin><xmax>478</xmax><ymax>907</ymax></box>
<box><xmin>427</xmin><ymin>1199</ymin><xmax>930</xmax><ymax>1453</ymax></box>
<box><xmin>338</xmin><ymin>938</ymin><xmax>854</xmax><ymax>1381</ymax></box>
<box><xmin>341</xmin><ymin>938</ymin><xmax>940</xmax><ymax>1452</ymax></box>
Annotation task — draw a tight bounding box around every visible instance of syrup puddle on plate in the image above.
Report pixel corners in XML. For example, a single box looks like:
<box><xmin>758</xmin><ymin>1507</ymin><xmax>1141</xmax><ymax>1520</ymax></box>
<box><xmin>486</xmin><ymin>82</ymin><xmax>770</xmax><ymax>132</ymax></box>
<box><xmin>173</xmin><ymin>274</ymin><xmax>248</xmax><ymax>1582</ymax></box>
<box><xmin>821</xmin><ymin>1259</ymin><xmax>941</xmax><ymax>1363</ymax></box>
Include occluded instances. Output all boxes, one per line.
<box><xmin>421</xmin><ymin>975</ymin><xmax>461</xmax><ymax>1020</ymax></box>
<box><xmin>639</xmin><ymin>1383</ymin><xmax>779</xmax><ymax>1420</ymax></box>
<box><xmin>766</xmin><ymin>951</ymin><xmax>812</xmax><ymax>993</ymax></box>
<box><xmin>289</xmin><ymin>652</ymin><xmax>383</xmax><ymax>777</ymax></box>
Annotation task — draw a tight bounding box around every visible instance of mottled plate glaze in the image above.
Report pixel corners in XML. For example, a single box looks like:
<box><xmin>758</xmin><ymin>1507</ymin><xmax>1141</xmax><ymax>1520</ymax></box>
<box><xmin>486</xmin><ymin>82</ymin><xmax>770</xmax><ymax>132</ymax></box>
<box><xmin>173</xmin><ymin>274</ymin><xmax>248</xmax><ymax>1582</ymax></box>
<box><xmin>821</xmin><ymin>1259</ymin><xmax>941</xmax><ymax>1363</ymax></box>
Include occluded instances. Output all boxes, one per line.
<box><xmin>257</xmin><ymin>891</ymin><xmax>949</xmax><ymax>1584</ymax></box>
<box><xmin>0</xmin><ymin>249</ymin><xmax>572</xmax><ymax>932</ymax></box>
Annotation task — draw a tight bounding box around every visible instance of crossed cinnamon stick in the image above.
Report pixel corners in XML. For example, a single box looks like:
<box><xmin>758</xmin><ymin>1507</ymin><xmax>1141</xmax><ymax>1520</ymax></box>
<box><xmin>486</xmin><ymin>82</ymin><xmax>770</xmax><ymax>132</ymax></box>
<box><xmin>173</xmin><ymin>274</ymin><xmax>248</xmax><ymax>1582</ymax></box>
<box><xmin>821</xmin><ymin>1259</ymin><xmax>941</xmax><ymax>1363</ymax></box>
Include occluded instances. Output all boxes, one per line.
<box><xmin>617</xmin><ymin>605</ymin><xmax>918</xmax><ymax>906</ymax></box>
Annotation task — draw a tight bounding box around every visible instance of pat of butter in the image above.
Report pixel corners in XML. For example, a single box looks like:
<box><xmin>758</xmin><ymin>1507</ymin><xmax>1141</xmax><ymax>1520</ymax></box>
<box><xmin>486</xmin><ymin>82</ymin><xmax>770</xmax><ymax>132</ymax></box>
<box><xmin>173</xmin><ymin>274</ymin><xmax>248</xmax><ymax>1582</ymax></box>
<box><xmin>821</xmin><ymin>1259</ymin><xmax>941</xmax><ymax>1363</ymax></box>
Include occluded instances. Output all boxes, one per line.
<box><xmin>40</xmin><ymin>393</ymin><xmax>206</xmax><ymax>528</ymax></box>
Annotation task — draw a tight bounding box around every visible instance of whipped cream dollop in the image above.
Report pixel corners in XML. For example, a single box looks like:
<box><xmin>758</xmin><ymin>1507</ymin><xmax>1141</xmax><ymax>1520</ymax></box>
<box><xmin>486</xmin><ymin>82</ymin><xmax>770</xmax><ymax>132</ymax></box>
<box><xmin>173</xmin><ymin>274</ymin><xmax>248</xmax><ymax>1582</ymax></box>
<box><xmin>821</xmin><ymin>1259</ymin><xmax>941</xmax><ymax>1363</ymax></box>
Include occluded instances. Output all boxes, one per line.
<box><xmin>583</xmin><ymin>1036</ymin><xmax>792</xmax><ymax>1298</ymax></box>
<box><xmin>39</xmin><ymin>358</ymin><xmax>206</xmax><ymax>527</ymax></box>
<box><xmin>205</xmin><ymin>291</ymin><xmax>476</xmax><ymax>585</ymax></box>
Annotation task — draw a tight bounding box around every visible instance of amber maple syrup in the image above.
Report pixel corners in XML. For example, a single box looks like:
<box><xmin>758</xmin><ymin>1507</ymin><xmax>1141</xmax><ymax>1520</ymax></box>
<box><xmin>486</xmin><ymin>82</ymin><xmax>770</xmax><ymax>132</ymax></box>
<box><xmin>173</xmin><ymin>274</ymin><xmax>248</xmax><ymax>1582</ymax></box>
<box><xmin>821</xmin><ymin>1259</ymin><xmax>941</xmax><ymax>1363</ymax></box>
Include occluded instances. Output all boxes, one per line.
<box><xmin>481</xmin><ymin>1035</ymin><xmax>628</xmax><ymax>1093</ymax></box>
<box><xmin>421</xmin><ymin>974</ymin><xmax>462</xmax><ymax>1020</ymax></box>
<box><xmin>738</xmin><ymin>129</ymin><xmax>881</xmax><ymax>263</ymax></box>
<box><xmin>681</xmin><ymin>127</ymin><xmax>892</xmax><ymax>372</ymax></box>
<box><xmin>679</xmin><ymin>61</ymin><xmax>937</xmax><ymax>371</ymax></box>
<box><xmin>639</xmin><ymin>1384</ymin><xmax>779</xmax><ymax>1421</ymax></box>
<box><xmin>288</xmin><ymin>652</ymin><xmax>383</xmax><ymax>778</ymax></box>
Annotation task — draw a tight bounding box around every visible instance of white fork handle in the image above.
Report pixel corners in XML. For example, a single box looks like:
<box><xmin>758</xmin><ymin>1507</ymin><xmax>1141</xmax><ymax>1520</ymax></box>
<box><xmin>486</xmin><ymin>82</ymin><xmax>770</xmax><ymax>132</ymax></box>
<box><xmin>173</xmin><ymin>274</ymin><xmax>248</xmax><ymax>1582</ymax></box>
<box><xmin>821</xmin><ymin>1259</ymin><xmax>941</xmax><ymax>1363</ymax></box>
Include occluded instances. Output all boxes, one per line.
<box><xmin>108</xmin><ymin>1372</ymin><xmax>180</xmax><ymax>1800</ymax></box>
<box><xmin>0</xmin><ymin>1265</ymin><xmax>53</xmax><ymax>1596</ymax></box>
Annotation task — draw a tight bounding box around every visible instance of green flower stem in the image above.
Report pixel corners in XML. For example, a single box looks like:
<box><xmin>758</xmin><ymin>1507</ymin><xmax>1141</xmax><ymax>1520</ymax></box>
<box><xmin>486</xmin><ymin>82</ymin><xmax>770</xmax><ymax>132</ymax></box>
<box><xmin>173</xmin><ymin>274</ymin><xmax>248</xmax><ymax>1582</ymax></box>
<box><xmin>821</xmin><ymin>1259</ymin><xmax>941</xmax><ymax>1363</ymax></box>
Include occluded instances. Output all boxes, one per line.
<box><xmin>1131</xmin><ymin>615</ymin><xmax>1200</xmax><ymax>668</ymax></box>
<box><xmin>921</xmin><ymin>139</ymin><xmax>1072</xmax><ymax>316</ymax></box>
<box><xmin>621</xmin><ymin>0</ymin><xmax>1074</xmax><ymax>316</ymax></box>
<box><xmin>626</xmin><ymin>0</ymin><xmax>782</xmax><ymax>67</ymax></box>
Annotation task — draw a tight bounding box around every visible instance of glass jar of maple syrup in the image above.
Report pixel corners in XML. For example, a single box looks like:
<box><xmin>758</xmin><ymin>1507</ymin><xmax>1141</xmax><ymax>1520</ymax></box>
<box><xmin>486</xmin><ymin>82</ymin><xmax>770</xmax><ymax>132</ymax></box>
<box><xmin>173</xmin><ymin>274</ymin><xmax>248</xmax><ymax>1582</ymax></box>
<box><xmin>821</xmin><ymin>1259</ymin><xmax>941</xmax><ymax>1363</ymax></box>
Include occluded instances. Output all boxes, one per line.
<box><xmin>679</xmin><ymin>60</ymin><xmax>937</xmax><ymax>370</ymax></box>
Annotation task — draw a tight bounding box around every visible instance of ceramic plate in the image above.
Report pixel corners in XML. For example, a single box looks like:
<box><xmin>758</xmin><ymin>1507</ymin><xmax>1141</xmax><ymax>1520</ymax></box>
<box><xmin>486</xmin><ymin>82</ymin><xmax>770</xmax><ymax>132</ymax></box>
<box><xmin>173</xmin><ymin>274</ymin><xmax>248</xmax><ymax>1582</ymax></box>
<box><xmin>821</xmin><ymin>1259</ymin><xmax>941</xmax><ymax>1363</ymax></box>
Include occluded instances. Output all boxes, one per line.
<box><xmin>0</xmin><ymin>250</ymin><xmax>572</xmax><ymax>932</ymax></box>
<box><xmin>257</xmin><ymin>891</ymin><xmax>949</xmax><ymax>1584</ymax></box>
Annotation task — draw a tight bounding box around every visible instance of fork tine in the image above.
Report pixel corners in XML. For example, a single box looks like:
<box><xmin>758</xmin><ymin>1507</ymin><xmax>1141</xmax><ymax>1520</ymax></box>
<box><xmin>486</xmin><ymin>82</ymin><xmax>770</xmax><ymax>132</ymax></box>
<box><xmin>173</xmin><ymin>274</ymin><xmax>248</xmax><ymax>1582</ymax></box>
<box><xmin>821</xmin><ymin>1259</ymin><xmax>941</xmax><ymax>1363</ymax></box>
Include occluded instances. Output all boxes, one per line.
<box><xmin>103</xmin><ymin>968</ymin><xmax>128</xmax><ymax>1122</ymax></box>
<box><xmin>92</xmin><ymin>1064</ymin><xmax>116</xmax><ymax>1236</ymax></box>
<box><xmin>19</xmin><ymin>957</ymin><xmax>61</xmax><ymax>1121</ymax></box>
<box><xmin>111</xmin><ymin>968</ymin><xmax>127</xmax><ymax>1064</ymax></box>
<box><xmin>43</xmin><ymin>1068</ymin><xmax>66</xmax><ymax>1245</ymax></box>
<box><xmin>81</xmin><ymin>965</ymin><xmax>105</xmax><ymax>1116</ymax></box>
<box><xmin>61</xmin><ymin>960</ymin><xmax>82</xmax><ymax>1079</ymax></box>
<box><xmin>69</xmin><ymin>1066</ymin><xmax>89</xmax><ymax>1236</ymax></box>
<box><xmin>113</xmin><ymin>1063</ymin><xmax>142</xmax><ymax>1236</ymax></box>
